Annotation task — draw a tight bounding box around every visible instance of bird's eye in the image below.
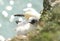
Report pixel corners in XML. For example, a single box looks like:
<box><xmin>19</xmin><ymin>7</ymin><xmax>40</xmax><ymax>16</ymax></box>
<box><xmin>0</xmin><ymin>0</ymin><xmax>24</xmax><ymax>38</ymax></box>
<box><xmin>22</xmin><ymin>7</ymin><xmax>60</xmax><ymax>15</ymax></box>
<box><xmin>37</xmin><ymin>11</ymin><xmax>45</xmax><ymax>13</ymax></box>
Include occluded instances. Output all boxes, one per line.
<box><xmin>29</xmin><ymin>19</ymin><xmax>37</xmax><ymax>24</ymax></box>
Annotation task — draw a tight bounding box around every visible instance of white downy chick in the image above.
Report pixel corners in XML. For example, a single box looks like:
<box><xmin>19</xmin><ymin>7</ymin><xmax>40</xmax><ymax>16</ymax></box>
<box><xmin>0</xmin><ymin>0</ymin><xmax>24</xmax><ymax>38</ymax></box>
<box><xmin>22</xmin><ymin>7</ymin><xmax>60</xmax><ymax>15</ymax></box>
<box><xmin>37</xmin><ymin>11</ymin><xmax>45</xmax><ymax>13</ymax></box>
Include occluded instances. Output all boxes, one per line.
<box><xmin>15</xmin><ymin>3</ymin><xmax>40</xmax><ymax>35</ymax></box>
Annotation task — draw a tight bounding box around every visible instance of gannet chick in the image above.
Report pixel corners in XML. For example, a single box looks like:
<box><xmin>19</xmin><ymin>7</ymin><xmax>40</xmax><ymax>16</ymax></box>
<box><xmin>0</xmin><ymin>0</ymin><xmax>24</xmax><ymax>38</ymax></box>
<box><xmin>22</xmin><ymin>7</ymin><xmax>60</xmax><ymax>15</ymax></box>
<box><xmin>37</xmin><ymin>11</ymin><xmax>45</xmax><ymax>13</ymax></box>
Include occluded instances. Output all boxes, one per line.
<box><xmin>15</xmin><ymin>3</ymin><xmax>41</xmax><ymax>36</ymax></box>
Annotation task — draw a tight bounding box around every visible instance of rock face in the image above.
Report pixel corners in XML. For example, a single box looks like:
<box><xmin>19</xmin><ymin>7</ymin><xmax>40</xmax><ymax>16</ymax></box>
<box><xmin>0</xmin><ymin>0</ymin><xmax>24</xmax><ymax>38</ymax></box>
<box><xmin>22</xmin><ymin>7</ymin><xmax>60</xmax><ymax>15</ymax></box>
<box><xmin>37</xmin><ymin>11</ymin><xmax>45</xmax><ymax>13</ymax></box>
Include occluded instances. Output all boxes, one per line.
<box><xmin>43</xmin><ymin>0</ymin><xmax>60</xmax><ymax>11</ymax></box>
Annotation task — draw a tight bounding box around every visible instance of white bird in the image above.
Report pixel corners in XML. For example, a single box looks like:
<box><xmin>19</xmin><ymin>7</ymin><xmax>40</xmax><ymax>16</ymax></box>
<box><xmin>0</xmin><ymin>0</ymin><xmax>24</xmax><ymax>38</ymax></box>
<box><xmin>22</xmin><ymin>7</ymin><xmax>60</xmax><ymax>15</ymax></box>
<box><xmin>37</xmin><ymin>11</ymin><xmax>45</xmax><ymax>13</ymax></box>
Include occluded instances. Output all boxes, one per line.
<box><xmin>15</xmin><ymin>3</ymin><xmax>41</xmax><ymax>35</ymax></box>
